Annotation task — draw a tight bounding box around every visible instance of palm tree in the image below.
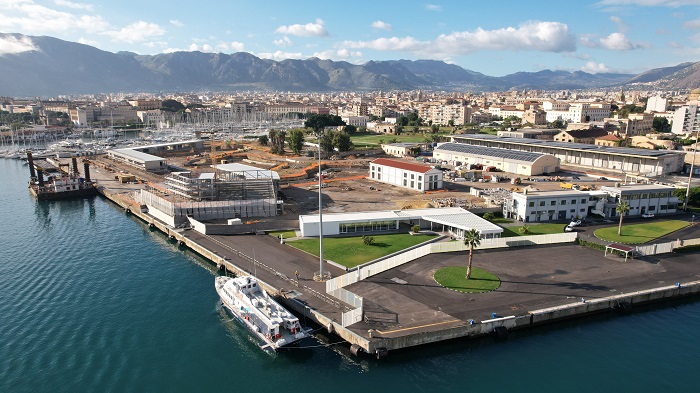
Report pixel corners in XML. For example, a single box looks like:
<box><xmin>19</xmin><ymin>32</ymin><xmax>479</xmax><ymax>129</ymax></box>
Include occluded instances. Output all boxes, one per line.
<box><xmin>616</xmin><ymin>200</ymin><xmax>631</xmax><ymax>236</ymax></box>
<box><xmin>463</xmin><ymin>229</ymin><xmax>481</xmax><ymax>279</ymax></box>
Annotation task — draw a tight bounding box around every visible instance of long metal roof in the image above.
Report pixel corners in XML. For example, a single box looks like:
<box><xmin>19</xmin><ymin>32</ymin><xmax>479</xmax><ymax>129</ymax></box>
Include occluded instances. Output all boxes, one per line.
<box><xmin>435</xmin><ymin>142</ymin><xmax>547</xmax><ymax>163</ymax></box>
<box><xmin>452</xmin><ymin>134</ymin><xmax>685</xmax><ymax>158</ymax></box>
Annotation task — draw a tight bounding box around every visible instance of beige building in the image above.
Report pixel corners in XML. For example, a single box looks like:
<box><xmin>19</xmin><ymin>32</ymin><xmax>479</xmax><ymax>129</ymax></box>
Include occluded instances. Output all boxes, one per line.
<box><xmin>433</xmin><ymin>142</ymin><xmax>560</xmax><ymax>176</ymax></box>
<box><xmin>381</xmin><ymin>143</ymin><xmax>423</xmax><ymax>157</ymax></box>
<box><xmin>595</xmin><ymin>134</ymin><xmax>624</xmax><ymax>147</ymax></box>
<box><xmin>554</xmin><ymin>128</ymin><xmax>609</xmax><ymax>144</ymax></box>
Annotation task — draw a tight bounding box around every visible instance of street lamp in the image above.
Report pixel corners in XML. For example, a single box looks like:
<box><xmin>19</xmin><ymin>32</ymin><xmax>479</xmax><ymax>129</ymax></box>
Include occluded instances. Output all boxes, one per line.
<box><xmin>315</xmin><ymin>129</ymin><xmax>329</xmax><ymax>282</ymax></box>
<box><xmin>683</xmin><ymin>129</ymin><xmax>699</xmax><ymax>211</ymax></box>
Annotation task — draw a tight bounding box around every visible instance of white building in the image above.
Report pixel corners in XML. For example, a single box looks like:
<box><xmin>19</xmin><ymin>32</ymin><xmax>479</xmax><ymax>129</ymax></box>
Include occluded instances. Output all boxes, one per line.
<box><xmin>671</xmin><ymin>101</ymin><xmax>700</xmax><ymax>135</ymax></box>
<box><xmin>369</xmin><ymin>158</ymin><xmax>443</xmax><ymax>192</ymax></box>
<box><xmin>299</xmin><ymin>207</ymin><xmax>503</xmax><ymax>239</ymax></box>
<box><xmin>433</xmin><ymin>142</ymin><xmax>560</xmax><ymax>176</ymax></box>
<box><xmin>646</xmin><ymin>96</ymin><xmax>669</xmax><ymax>112</ymax></box>
<box><xmin>594</xmin><ymin>184</ymin><xmax>679</xmax><ymax>217</ymax></box>
<box><xmin>504</xmin><ymin>189</ymin><xmax>594</xmax><ymax>222</ymax></box>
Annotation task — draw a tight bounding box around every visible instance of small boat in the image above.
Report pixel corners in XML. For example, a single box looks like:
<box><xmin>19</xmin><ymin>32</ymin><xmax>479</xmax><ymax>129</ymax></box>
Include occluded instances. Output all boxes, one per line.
<box><xmin>215</xmin><ymin>275</ymin><xmax>310</xmax><ymax>351</ymax></box>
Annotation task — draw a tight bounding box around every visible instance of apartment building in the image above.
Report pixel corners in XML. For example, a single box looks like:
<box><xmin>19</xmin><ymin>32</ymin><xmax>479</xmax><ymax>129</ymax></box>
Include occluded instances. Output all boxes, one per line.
<box><xmin>671</xmin><ymin>101</ymin><xmax>700</xmax><ymax>135</ymax></box>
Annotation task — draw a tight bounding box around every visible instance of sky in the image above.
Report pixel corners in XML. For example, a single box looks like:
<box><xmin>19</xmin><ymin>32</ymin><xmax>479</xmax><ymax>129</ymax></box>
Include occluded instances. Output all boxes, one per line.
<box><xmin>1</xmin><ymin>0</ymin><xmax>700</xmax><ymax>76</ymax></box>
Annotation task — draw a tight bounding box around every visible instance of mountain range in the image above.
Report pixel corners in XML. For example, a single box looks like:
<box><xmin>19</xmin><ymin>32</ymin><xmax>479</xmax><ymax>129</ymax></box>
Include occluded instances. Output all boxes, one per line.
<box><xmin>0</xmin><ymin>33</ymin><xmax>698</xmax><ymax>97</ymax></box>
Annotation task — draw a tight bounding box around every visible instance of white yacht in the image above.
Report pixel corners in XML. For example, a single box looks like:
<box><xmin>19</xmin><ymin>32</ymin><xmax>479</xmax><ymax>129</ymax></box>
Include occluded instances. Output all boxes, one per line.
<box><xmin>215</xmin><ymin>275</ymin><xmax>310</xmax><ymax>351</ymax></box>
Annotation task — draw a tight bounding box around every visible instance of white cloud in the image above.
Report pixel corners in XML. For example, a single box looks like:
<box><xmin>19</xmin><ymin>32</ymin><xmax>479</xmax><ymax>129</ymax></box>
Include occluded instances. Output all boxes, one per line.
<box><xmin>596</xmin><ymin>0</ymin><xmax>700</xmax><ymax>6</ymax></box>
<box><xmin>143</xmin><ymin>41</ymin><xmax>168</xmax><ymax>49</ymax></box>
<box><xmin>53</xmin><ymin>0</ymin><xmax>93</xmax><ymax>10</ymax></box>
<box><xmin>275</xmin><ymin>18</ymin><xmax>327</xmax><ymax>37</ymax></box>
<box><xmin>170</xmin><ymin>19</ymin><xmax>184</xmax><ymax>27</ymax></box>
<box><xmin>188</xmin><ymin>43</ymin><xmax>213</xmax><ymax>52</ymax></box>
<box><xmin>217</xmin><ymin>41</ymin><xmax>245</xmax><ymax>52</ymax></box>
<box><xmin>102</xmin><ymin>21</ymin><xmax>165</xmax><ymax>43</ymax></box>
<box><xmin>667</xmin><ymin>41</ymin><xmax>683</xmax><ymax>47</ymax></box>
<box><xmin>371</xmin><ymin>20</ymin><xmax>393</xmax><ymax>31</ymax></box>
<box><xmin>683</xmin><ymin>18</ymin><xmax>700</xmax><ymax>28</ymax></box>
<box><xmin>77</xmin><ymin>36</ymin><xmax>99</xmax><ymax>47</ymax></box>
<box><xmin>580</xmin><ymin>35</ymin><xmax>598</xmax><ymax>48</ymax></box>
<box><xmin>343</xmin><ymin>21</ymin><xmax>576</xmax><ymax>57</ymax></box>
<box><xmin>312</xmin><ymin>48</ymin><xmax>363</xmax><ymax>60</ymax></box>
<box><xmin>274</xmin><ymin>36</ymin><xmax>292</xmax><ymax>47</ymax></box>
<box><xmin>581</xmin><ymin>61</ymin><xmax>611</xmax><ymax>73</ymax></box>
<box><xmin>600</xmin><ymin>32</ymin><xmax>644</xmax><ymax>50</ymax></box>
<box><xmin>343</xmin><ymin>36</ymin><xmax>430</xmax><ymax>51</ymax></box>
<box><xmin>257</xmin><ymin>50</ymin><xmax>304</xmax><ymax>61</ymax></box>
<box><xmin>609</xmin><ymin>16</ymin><xmax>628</xmax><ymax>32</ymax></box>
<box><xmin>0</xmin><ymin>35</ymin><xmax>38</xmax><ymax>55</ymax></box>
<box><xmin>432</xmin><ymin>21</ymin><xmax>576</xmax><ymax>54</ymax></box>
<box><xmin>425</xmin><ymin>4</ymin><xmax>442</xmax><ymax>11</ymax></box>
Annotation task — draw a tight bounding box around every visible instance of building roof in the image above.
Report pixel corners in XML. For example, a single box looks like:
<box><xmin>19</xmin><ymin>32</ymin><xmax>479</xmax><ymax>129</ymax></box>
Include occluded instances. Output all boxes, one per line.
<box><xmin>435</xmin><ymin>142</ymin><xmax>548</xmax><ymax>163</ymax></box>
<box><xmin>110</xmin><ymin>148</ymin><xmax>164</xmax><ymax>163</ymax></box>
<box><xmin>596</xmin><ymin>134</ymin><xmax>623</xmax><ymax>141</ymax></box>
<box><xmin>299</xmin><ymin>207</ymin><xmax>503</xmax><ymax>235</ymax></box>
<box><xmin>370</xmin><ymin>158</ymin><xmax>434</xmax><ymax>174</ymax></box>
<box><xmin>561</xmin><ymin>128</ymin><xmax>609</xmax><ymax>139</ymax></box>
<box><xmin>452</xmin><ymin>134</ymin><xmax>685</xmax><ymax>159</ymax></box>
<box><xmin>217</xmin><ymin>162</ymin><xmax>280</xmax><ymax>180</ymax></box>
<box><xmin>601</xmin><ymin>184</ymin><xmax>677</xmax><ymax>193</ymax></box>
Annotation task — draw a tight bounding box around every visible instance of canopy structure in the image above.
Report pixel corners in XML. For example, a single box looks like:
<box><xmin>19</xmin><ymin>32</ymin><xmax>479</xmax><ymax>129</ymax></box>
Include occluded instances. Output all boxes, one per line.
<box><xmin>605</xmin><ymin>243</ymin><xmax>636</xmax><ymax>262</ymax></box>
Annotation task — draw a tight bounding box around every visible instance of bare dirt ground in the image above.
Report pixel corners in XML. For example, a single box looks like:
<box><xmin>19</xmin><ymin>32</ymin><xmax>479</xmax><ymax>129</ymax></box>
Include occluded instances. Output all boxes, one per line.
<box><xmin>88</xmin><ymin>142</ymin><xmax>622</xmax><ymax>220</ymax></box>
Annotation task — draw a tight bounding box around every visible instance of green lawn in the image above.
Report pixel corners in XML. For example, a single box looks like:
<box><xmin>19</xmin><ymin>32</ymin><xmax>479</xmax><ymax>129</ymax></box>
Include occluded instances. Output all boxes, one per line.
<box><xmin>267</xmin><ymin>230</ymin><xmax>298</xmax><ymax>239</ymax></box>
<box><xmin>286</xmin><ymin>233</ymin><xmax>436</xmax><ymax>268</ymax></box>
<box><xmin>594</xmin><ymin>220</ymin><xmax>689</xmax><ymax>244</ymax></box>
<box><xmin>434</xmin><ymin>266</ymin><xmax>500</xmax><ymax>293</ymax></box>
<box><xmin>349</xmin><ymin>132</ymin><xmax>452</xmax><ymax>149</ymax></box>
<box><xmin>490</xmin><ymin>217</ymin><xmax>512</xmax><ymax>224</ymax></box>
<box><xmin>501</xmin><ymin>223</ymin><xmax>568</xmax><ymax>237</ymax></box>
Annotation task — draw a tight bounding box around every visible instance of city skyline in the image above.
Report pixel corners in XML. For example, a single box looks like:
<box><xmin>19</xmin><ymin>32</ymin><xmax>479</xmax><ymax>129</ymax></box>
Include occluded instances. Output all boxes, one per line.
<box><xmin>1</xmin><ymin>0</ymin><xmax>700</xmax><ymax>77</ymax></box>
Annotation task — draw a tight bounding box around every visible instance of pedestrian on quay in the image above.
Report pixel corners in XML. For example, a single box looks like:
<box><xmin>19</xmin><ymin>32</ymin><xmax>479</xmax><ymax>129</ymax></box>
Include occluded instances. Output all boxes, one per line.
<box><xmin>295</xmin><ymin>270</ymin><xmax>299</xmax><ymax>281</ymax></box>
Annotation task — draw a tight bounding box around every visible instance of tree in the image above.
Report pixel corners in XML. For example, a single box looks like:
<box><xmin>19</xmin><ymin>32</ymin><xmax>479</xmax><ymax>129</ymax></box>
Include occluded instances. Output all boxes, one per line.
<box><xmin>430</xmin><ymin>124</ymin><xmax>439</xmax><ymax>133</ymax></box>
<box><xmin>653</xmin><ymin>117</ymin><xmax>671</xmax><ymax>133</ymax></box>
<box><xmin>616</xmin><ymin>200</ymin><xmax>631</xmax><ymax>236</ymax></box>
<box><xmin>362</xmin><ymin>235</ymin><xmax>375</xmax><ymax>245</ymax></box>
<box><xmin>304</xmin><ymin>114</ymin><xmax>345</xmax><ymax>132</ymax></box>
<box><xmin>287</xmin><ymin>128</ymin><xmax>305</xmax><ymax>155</ymax></box>
<box><xmin>258</xmin><ymin>135</ymin><xmax>268</xmax><ymax>146</ymax></box>
<box><xmin>463</xmin><ymin>229</ymin><xmax>481</xmax><ymax>279</ymax></box>
<box><xmin>343</xmin><ymin>124</ymin><xmax>357</xmax><ymax>134</ymax></box>
<box><xmin>319</xmin><ymin>130</ymin><xmax>334</xmax><ymax>155</ymax></box>
<box><xmin>161</xmin><ymin>99</ymin><xmax>185</xmax><ymax>112</ymax></box>
<box><xmin>332</xmin><ymin>131</ymin><xmax>353</xmax><ymax>152</ymax></box>
<box><xmin>268</xmin><ymin>129</ymin><xmax>286</xmax><ymax>154</ymax></box>
<box><xmin>673</xmin><ymin>186</ymin><xmax>700</xmax><ymax>207</ymax></box>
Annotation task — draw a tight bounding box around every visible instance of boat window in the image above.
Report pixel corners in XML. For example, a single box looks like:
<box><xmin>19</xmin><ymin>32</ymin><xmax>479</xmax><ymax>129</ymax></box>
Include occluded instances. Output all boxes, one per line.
<box><xmin>253</xmin><ymin>283</ymin><xmax>256</xmax><ymax>287</ymax></box>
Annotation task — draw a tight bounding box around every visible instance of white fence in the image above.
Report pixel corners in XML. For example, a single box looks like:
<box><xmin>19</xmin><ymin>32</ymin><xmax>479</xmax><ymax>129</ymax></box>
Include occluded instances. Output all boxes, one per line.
<box><xmin>330</xmin><ymin>287</ymin><xmax>364</xmax><ymax>327</ymax></box>
<box><xmin>430</xmin><ymin>233</ymin><xmax>578</xmax><ymax>253</ymax></box>
<box><xmin>635</xmin><ymin>237</ymin><xmax>700</xmax><ymax>256</ymax></box>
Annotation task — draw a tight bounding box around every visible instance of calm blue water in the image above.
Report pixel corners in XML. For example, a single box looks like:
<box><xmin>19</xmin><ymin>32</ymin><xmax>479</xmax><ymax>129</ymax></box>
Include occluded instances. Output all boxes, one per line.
<box><xmin>1</xmin><ymin>158</ymin><xmax>699</xmax><ymax>392</ymax></box>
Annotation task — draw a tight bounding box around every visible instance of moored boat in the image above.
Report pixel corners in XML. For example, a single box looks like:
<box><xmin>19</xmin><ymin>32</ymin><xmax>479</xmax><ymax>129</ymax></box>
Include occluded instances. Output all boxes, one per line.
<box><xmin>215</xmin><ymin>275</ymin><xmax>310</xmax><ymax>351</ymax></box>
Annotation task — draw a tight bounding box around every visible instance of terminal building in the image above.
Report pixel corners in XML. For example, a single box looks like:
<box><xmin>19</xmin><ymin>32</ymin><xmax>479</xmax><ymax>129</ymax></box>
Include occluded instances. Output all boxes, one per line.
<box><xmin>107</xmin><ymin>140</ymin><xmax>204</xmax><ymax>173</ymax></box>
<box><xmin>450</xmin><ymin>134</ymin><xmax>685</xmax><ymax>177</ymax></box>
<box><xmin>299</xmin><ymin>207</ymin><xmax>503</xmax><ymax>240</ymax></box>
<box><xmin>433</xmin><ymin>142</ymin><xmax>560</xmax><ymax>176</ymax></box>
<box><xmin>369</xmin><ymin>158</ymin><xmax>443</xmax><ymax>192</ymax></box>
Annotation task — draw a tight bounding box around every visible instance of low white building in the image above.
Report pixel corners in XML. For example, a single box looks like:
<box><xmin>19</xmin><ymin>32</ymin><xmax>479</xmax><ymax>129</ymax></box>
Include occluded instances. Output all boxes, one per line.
<box><xmin>369</xmin><ymin>158</ymin><xmax>443</xmax><ymax>192</ymax></box>
<box><xmin>433</xmin><ymin>142</ymin><xmax>560</xmax><ymax>176</ymax></box>
<box><xmin>107</xmin><ymin>148</ymin><xmax>166</xmax><ymax>172</ymax></box>
<box><xmin>503</xmin><ymin>183</ymin><xmax>680</xmax><ymax>222</ymax></box>
<box><xmin>299</xmin><ymin>207</ymin><xmax>503</xmax><ymax>239</ymax></box>
<box><xmin>504</xmin><ymin>189</ymin><xmax>594</xmax><ymax>222</ymax></box>
<box><xmin>594</xmin><ymin>184</ymin><xmax>679</xmax><ymax>217</ymax></box>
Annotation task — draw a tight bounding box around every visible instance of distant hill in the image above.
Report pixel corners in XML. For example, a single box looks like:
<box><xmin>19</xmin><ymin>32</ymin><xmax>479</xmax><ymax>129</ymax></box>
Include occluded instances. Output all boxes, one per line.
<box><xmin>1</xmin><ymin>33</ymin><xmax>697</xmax><ymax>96</ymax></box>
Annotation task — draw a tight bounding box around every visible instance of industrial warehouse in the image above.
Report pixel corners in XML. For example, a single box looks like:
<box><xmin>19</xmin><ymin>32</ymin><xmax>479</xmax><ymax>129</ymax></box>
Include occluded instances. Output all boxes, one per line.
<box><xmin>433</xmin><ymin>142</ymin><xmax>560</xmax><ymax>176</ymax></box>
<box><xmin>449</xmin><ymin>134</ymin><xmax>686</xmax><ymax>177</ymax></box>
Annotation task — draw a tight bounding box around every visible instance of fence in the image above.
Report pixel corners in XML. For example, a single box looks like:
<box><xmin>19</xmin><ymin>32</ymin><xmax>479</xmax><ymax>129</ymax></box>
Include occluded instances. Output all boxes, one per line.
<box><xmin>329</xmin><ymin>287</ymin><xmax>364</xmax><ymax>327</ymax></box>
<box><xmin>635</xmin><ymin>237</ymin><xmax>700</xmax><ymax>256</ymax></box>
<box><xmin>430</xmin><ymin>233</ymin><xmax>578</xmax><ymax>253</ymax></box>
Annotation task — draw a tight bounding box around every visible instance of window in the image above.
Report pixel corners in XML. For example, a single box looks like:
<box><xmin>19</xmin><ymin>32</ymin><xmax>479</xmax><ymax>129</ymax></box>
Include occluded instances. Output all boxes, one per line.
<box><xmin>404</xmin><ymin>173</ymin><xmax>407</xmax><ymax>178</ymax></box>
<box><xmin>529</xmin><ymin>202</ymin><xmax>535</xmax><ymax>207</ymax></box>
<box><xmin>572</xmin><ymin>199</ymin><xmax>577</xmax><ymax>204</ymax></box>
<box><xmin>649</xmin><ymin>206</ymin><xmax>656</xmax><ymax>211</ymax></box>
<box><xmin>561</xmin><ymin>200</ymin><xmax>567</xmax><ymax>205</ymax></box>
<box><xmin>411</xmin><ymin>174</ymin><xmax>415</xmax><ymax>179</ymax></box>
<box><xmin>411</xmin><ymin>181</ymin><xmax>415</xmax><ymax>188</ymax></box>
<box><xmin>621</xmin><ymin>195</ymin><xmax>629</xmax><ymax>200</ymax></box>
<box><xmin>539</xmin><ymin>201</ymin><xmax>545</xmax><ymax>206</ymax></box>
<box><xmin>377</xmin><ymin>167</ymin><xmax>381</xmax><ymax>172</ymax></box>
<box><xmin>570</xmin><ymin>209</ymin><xmax>575</xmax><ymax>213</ymax></box>
<box><xmin>650</xmin><ymin>193</ymin><xmax>658</xmax><ymax>198</ymax></box>
<box><xmin>580</xmin><ymin>208</ymin><xmax>585</xmax><ymax>212</ymax></box>
<box><xmin>418</xmin><ymin>183</ymin><xmax>422</xmax><ymax>190</ymax></box>
<box><xmin>550</xmin><ymin>201</ymin><xmax>556</xmax><ymax>206</ymax></box>
<box><xmin>581</xmin><ymin>199</ymin><xmax>586</xmax><ymax>204</ymax></box>
<box><xmin>630</xmin><ymin>194</ymin><xmax>639</xmax><ymax>200</ymax></box>
<box><xmin>403</xmin><ymin>179</ymin><xmax>407</xmax><ymax>186</ymax></box>
<box><xmin>418</xmin><ymin>176</ymin><xmax>423</xmax><ymax>181</ymax></box>
<box><xmin>641</xmin><ymin>194</ymin><xmax>648</xmax><ymax>199</ymax></box>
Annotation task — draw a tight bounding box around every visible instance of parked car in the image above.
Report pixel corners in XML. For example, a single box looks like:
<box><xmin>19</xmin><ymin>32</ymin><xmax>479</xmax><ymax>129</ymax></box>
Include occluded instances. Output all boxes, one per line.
<box><xmin>569</xmin><ymin>219</ymin><xmax>582</xmax><ymax>227</ymax></box>
<box><xmin>564</xmin><ymin>225</ymin><xmax>575</xmax><ymax>232</ymax></box>
<box><xmin>572</xmin><ymin>176</ymin><xmax>581</xmax><ymax>180</ymax></box>
<box><xmin>599</xmin><ymin>177</ymin><xmax>608</xmax><ymax>181</ymax></box>
<box><xmin>642</xmin><ymin>213</ymin><xmax>655</xmax><ymax>218</ymax></box>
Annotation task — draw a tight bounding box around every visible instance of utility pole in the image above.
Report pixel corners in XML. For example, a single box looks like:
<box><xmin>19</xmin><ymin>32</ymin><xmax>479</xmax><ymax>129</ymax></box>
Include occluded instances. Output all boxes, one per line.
<box><xmin>684</xmin><ymin>129</ymin><xmax>699</xmax><ymax>211</ymax></box>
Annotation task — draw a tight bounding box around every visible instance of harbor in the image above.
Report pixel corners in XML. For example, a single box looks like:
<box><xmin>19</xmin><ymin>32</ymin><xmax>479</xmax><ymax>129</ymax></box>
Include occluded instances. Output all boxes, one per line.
<box><xmin>47</xmin><ymin>150</ymin><xmax>700</xmax><ymax>359</ymax></box>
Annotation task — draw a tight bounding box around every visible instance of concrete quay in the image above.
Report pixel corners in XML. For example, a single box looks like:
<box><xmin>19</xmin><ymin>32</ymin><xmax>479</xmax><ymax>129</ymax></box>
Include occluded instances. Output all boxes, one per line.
<box><xmin>89</xmin><ymin>166</ymin><xmax>700</xmax><ymax>358</ymax></box>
